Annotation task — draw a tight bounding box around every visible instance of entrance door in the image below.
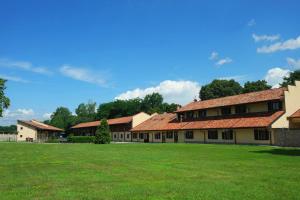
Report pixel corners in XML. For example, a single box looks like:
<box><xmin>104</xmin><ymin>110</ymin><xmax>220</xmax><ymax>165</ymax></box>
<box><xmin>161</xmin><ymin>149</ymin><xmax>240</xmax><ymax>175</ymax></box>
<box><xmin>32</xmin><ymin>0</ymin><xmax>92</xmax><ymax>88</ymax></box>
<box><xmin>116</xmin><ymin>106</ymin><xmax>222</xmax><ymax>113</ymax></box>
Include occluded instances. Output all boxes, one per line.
<box><xmin>144</xmin><ymin>133</ymin><xmax>149</xmax><ymax>143</ymax></box>
<box><xmin>174</xmin><ymin>132</ymin><xmax>178</xmax><ymax>143</ymax></box>
<box><xmin>162</xmin><ymin>133</ymin><xmax>166</xmax><ymax>143</ymax></box>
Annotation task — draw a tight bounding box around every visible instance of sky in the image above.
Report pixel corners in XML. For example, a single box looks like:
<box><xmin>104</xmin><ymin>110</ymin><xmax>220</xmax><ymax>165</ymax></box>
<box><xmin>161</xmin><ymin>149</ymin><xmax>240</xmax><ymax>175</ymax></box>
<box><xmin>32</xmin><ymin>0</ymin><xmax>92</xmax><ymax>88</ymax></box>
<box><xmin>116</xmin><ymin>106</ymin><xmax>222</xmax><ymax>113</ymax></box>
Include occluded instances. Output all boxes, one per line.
<box><xmin>1</xmin><ymin>0</ymin><xmax>300</xmax><ymax>125</ymax></box>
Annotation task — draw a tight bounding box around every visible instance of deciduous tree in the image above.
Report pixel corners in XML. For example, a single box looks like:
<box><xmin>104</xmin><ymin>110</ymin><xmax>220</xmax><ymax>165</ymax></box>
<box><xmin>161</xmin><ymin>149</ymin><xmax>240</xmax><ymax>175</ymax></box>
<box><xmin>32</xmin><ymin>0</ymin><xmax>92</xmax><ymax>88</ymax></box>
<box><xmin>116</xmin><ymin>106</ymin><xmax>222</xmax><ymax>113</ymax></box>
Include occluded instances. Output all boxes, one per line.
<box><xmin>0</xmin><ymin>78</ymin><xmax>10</xmax><ymax>117</ymax></box>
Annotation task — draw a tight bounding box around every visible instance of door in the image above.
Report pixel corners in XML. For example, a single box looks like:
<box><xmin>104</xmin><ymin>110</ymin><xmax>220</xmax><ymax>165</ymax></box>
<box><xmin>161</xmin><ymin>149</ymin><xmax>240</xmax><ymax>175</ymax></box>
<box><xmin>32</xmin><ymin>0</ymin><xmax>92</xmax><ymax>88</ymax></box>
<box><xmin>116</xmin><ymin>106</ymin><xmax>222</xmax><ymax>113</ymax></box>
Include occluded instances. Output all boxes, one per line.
<box><xmin>144</xmin><ymin>133</ymin><xmax>149</xmax><ymax>143</ymax></box>
<box><xmin>162</xmin><ymin>133</ymin><xmax>166</xmax><ymax>143</ymax></box>
<box><xmin>174</xmin><ymin>132</ymin><xmax>178</xmax><ymax>143</ymax></box>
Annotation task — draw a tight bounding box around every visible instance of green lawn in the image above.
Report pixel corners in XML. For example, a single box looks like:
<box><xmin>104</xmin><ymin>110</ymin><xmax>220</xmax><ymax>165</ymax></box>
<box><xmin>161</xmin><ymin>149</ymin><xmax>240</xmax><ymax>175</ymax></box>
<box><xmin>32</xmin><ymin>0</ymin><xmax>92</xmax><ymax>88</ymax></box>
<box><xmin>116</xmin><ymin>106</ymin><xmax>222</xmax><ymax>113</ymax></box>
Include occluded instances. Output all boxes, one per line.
<box><xmin>1</xmin><ymin>143</ymin><xmax>300</xmax><ymax>200</ymax></box>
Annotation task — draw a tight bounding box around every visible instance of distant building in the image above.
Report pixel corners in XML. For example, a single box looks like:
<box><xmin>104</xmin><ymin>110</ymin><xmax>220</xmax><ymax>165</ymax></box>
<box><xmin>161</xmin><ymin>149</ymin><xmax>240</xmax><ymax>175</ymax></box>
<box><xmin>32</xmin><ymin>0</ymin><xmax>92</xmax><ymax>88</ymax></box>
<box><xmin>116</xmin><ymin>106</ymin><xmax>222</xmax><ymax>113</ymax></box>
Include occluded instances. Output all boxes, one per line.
<box><xmin>131</xmin><ymin>81</ymin><xmax>300</xmax><ymax>146</ymax></box>
<box><xmin>17</xmin><ymin>120</ymin><xmax>63</xmax><ymax>142</ymax></box>
<box><xmin>71</xmin><ymin>112</ymin><xmax>152</xmax><ymax>142</ymax></box>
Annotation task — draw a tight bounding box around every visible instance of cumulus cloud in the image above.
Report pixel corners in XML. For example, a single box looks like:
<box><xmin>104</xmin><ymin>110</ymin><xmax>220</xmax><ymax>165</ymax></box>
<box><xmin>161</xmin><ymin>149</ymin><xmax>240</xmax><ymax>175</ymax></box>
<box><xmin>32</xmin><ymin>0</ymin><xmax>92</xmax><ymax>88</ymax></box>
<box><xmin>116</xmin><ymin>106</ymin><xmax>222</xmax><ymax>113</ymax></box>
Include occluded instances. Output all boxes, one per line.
<box><xmin>287</xmin><ymin>57</ymin><xmax>300</xmax><ymax>69</ymax></box>
<box><xmin>264</xmin><ymin>67</ymin><xmax>291</xmax><ymax>88</ymax></box>
<box><xmin>42</xmin><ymin>112</ymin><xmax>52</xmax><ymax>119</ymax></box>
<box><xmin>60</xmin><ymin>65</ymin><xmax>107</xmax><ymax>87</ymax></box>
<box><xmin>252</xmin><ymin>34</ymin><xmax>280</xmax><ymax>42</ymax></box>
<box><xmin>216</xmin><ymin>57</ymin><xmax>232</xmax><ymax>66</ymax></box>
<box><xmin>257</xmin><ymin>35</ymin><xmax>300</xmax><ymax>53</ymax></box>
<box><xmin>115</xmin><ymin>80</ymin><xmax>201</xmax><ymax>105</ymax></box>
<box><xmin>0</xmin><ymin>58</ymin><xmax>52</xmax><ymax>75</ymax></box>
<box><xmin>209</xmin><ymin>51</ymin><xmax>219</xmax><ymax>60</ymax></box>
<box><xmin>0</xmin><ymin>74</ymin><xmax>28</xmax><ymax>83</ymax></box>
<box><xmin>1</xmin><ymin>108</ymin><xmax>35</xmax><ymax>126</ymax></box>
<box><xmin>248</xmin><ymin>19</ymin><xmax>256</xmax><ymax>27</ymax></box>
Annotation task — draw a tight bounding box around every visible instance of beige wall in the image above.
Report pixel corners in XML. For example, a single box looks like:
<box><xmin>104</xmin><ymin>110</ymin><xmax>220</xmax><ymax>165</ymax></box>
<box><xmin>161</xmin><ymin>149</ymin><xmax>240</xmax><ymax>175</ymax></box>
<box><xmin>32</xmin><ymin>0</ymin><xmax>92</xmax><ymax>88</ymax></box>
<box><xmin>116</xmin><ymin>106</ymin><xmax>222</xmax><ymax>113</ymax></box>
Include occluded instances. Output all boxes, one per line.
<box><xmin>235</xmin><ymin>128</ymin><xmax>271</xmax><ymax>145</ymax></box>
<box><xmin>111</xmin><ymin>131</ymin><xmax>131</xmax><ymax>142</ymax></box>
<box><xmin>247</xmin><ymin>102</ymin><xmax>268</xmax><ymax>113</ymax></box>
<box><xmin>17</xmin><ymin>123</ymin><xmax>37</xmax><ymax>141</ymax></box>
<box><xmin>204</xmin><ymin>130</ymin><xmax>234</xmax><ymax>144</ymax></box>
<box><xmin>206</xmin><ymin>108</ymin><xmax>219</xmax><ymax>116</ymax></box>
<box><xmin>272</xmin><ymin>81</ymin><xmax>300</xmax><ymax>128</ymax></box>
<box><xmin>132</xmin><ymin>112</ymin><xmax>151</xmax><ymax>128</ymax></box>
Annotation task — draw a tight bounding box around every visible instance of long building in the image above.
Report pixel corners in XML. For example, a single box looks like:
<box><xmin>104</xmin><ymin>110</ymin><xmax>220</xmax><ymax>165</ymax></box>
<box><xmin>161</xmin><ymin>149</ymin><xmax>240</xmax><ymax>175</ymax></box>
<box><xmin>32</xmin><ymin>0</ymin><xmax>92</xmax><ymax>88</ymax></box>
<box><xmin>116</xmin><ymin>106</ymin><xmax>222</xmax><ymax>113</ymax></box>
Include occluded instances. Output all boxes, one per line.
<box><xmin>131</xmin><ymin>81</ymin><xmax>300</xmax><ymax>146</ymax></box>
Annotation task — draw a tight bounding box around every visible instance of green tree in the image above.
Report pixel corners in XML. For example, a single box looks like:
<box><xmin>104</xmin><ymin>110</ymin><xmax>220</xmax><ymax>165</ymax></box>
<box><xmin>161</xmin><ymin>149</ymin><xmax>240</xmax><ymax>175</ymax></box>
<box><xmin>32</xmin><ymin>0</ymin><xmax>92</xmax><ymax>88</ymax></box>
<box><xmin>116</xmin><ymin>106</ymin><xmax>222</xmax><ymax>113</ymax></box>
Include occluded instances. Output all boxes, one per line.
<box><xmin>0</xmin><ymin>79</ymin><xmax>10</xmax><ymax>117</ymax></box>
<box><xmin>199</xmin><ymin>79</ymin><xmax>243</xmax><ymax>100</ymax></box>
<box><xmin>281</xmin><ymin>70</ymin><xmax>300</xmax><ymax>87</ymax></box>
<box><xmin>141</xmin><ymin>93</ymin><xmax>164</xmax><ymax>114</ymax></box>
<box><xmin>49</xmin><ymin>107</ymin><xmax>75</xmax><ymax>130</ymax></box>
<box><xmin>242</xmin><ymin>80</ymin><xmax>271</xmax><ymax>93</ymax></box>
<box><xmin>95</xmin><ymin>119</ymin><xmax>111</xmax><ymax>144</ymax></box>
<box><xmin>75</xmin><ymin>101</ymin><xmax>97</xmax><ymax>123</ymax></box>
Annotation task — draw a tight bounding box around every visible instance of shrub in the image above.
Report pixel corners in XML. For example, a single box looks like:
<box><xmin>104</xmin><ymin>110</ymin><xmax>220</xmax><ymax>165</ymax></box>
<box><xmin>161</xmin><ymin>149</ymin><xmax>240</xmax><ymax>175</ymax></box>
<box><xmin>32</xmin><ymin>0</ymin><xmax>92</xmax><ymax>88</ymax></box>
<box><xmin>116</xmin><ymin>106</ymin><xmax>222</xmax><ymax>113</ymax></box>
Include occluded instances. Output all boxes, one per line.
<box><xmin>68</xmin><ymin>136</ymin><xmax>95</xmax><ymax>143</ymax></box>
<box><xmin>45</xmin><ymin>138</ymin><xmax>60</xmax><ymax>143</ymax></box>
<box><xmin>95</xmin><ymin>119</ymin><xmax>111</xmax><ymax>144</ymax></box>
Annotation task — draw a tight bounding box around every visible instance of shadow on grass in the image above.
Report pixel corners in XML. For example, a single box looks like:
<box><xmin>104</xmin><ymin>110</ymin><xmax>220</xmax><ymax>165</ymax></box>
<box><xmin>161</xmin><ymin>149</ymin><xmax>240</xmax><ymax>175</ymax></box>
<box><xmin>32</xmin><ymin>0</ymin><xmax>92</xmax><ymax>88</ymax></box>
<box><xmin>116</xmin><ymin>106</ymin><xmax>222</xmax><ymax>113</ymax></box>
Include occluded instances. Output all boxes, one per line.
<box><xmin>252</xmin><ymin>148</ymin><xmax>300</xmax><ymax>156</ymax></box>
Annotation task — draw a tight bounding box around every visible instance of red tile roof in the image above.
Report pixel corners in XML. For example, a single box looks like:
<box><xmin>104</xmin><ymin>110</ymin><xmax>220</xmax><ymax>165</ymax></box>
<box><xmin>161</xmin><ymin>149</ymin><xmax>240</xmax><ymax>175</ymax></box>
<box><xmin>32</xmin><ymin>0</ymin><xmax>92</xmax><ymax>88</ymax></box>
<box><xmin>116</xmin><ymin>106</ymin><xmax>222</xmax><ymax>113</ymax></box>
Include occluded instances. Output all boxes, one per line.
<box><xmin>71</xmin><ymin>116</ymin><xmax>133</xmax><ymax>129</ymax></box>
<box><xmin>289</xmin><ymin>109</ymin><xmax>300</xmax><ymax>119</ymax></box>
<box><xmin>131</xmin><ymin>111</ymin><xmax>284</xmax><ymax>131</ymax></box>
<box><xmin>176</xmin><ymin>88</ymin><xmax>285</xmax><ymax>112</ymax></box>
<box><xmin>18</xmin><ymin>120</ymin><xmax>63</xmax><ymax>131</ymax></box>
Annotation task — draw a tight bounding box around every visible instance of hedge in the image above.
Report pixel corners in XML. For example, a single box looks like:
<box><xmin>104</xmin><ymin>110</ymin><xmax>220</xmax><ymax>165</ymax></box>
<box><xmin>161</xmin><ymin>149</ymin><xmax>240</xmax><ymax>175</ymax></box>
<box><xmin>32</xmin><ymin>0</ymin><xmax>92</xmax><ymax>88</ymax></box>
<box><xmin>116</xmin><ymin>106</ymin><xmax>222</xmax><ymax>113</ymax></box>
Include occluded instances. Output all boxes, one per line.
<box><xmin>68</xmin><ymin>136</ymin><xmax>95</xmax><ymax>143</ymax></box>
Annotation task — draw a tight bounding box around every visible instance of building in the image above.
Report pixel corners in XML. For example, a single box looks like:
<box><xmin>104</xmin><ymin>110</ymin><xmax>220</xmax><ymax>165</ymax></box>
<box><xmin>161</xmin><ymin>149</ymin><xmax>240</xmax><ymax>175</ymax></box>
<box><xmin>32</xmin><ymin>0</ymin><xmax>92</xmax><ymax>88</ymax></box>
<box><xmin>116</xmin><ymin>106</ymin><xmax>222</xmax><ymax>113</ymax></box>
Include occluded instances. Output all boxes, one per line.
<box><xmin>131</xmin><ymin>81</ymin><xmax>300</xmax><ymax>146</ymax></box>
<box><xmin>71</xmin><ymin>112</ymin><xmax>152</xmax><ymax>142</ymax></box>
<box><xmin>17</xmin><ymin>120</ymin><xmax>63</xmax><ymax>142</ymax></box>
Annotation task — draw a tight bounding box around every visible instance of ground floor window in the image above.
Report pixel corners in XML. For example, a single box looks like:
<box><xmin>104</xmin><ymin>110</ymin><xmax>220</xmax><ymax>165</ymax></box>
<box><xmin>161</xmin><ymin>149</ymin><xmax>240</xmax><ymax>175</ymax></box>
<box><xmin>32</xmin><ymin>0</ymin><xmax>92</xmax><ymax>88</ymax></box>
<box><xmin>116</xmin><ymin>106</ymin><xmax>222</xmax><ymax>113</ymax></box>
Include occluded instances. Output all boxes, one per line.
<box><xmin>185</xmin><ymin>131</ymin><xmax>194</xmax><ymax>139</ymax></box>
<box><xmin>208</xmin><ymin>130</ymin><xmax>218</xmax><ymax>139</ymax></box>
<box><xmin>127</xmin><ymin>134</ymin><xmax>130</xmax><ymax>139</ymax></box>
<box><xmin>254</xmin><ymin>129</ymin><xmax>270</xmax><ymax>140</ymax></box>
<box><xmin>155</xmin><ymin>133</ymin><xmax>161</xmax><ymax>139</ymax></box>
<box><xmin>166</xmin><ymin>131</ymin><xmax>173</xmax><ymax>139</ymax></box>
<box><xmin>222</xmin><ymin>129</ymin><xmax>233</xmax><ymax>140</ymax></box>
<box><xmin>120</xmin><ymin>134</ymin><xmax>123</xmax><ymax>138</ymax></box>
<box><xmin>114</xmin><ymin>134</ymin><xmax>117</xmax><ymax>139</ymax></box>
<box><xmin>133</xmin><ymin>133</ymin><xmax>137</xmax><ymax>139</ymax></box>
<box><xmin>139</xmin><ymin>133</ymin><xmax>144</xmax><ymax>139</ymax></box>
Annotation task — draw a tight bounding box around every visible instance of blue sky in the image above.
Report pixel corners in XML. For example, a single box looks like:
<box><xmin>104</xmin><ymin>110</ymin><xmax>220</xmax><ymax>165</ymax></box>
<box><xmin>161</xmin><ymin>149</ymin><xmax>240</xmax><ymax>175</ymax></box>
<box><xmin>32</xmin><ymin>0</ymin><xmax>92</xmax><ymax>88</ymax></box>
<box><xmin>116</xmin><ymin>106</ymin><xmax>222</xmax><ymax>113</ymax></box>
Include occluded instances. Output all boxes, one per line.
<box><xmin>1</xmin><ymin>0</ymin><xmax>300</xmax><ymax>125</ymax></box>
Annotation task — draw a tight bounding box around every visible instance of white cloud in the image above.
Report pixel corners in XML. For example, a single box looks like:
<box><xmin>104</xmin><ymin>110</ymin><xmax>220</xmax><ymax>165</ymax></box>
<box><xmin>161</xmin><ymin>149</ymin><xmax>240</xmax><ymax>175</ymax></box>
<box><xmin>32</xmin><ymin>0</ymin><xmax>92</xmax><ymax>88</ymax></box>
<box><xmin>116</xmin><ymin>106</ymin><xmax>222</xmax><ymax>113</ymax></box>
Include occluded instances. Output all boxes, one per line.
<box><xmin>42</xmin><ymin>112</ymin><xmax>52</xmax><ymax>119</ymax></box>
<box><xmin>0</xmin><ymin>74</ymin><xmax>28</xmax><ymax>83</ymax></box>
<box><xmin>216</xmin><ymin>57</ymin><xmax>232</xmax><ymax>66</ymax></box>
<box><xmin>252</xmin><ymin>34</ymin><xmax>280</xmax><ymax>42</ymax></box>
<box><xmin>0</xmin><ymin>58</ymin><xmax>52</xmax><ymax>75</ymax></box>
<box><xmin>264</xmin><ymin>67</ymin><xmax>291</xmax><ymax>88</ymax></box>
<box><xmin>257</xmin><ymin>35</ymin><xmax>300</xmax><ymax>53</ymax></box>
<box><xmin>248</xmin><ymin>19</ymin><xmax>256</xmax><ymax>27</ymax></box>
<box><xmin>115</xmin><ymin>80</ymin><xmax>201</xmax><ymax>105</ymax></box>
<box><xmin>60</xmin><ymin>65</ymin><xmax>107</xmax><ymax>86</ymax></box>
<box><xmin>209</xmin><ymin>51</ymin><xmax>218</xmax><ymax>60</ymax></box>
<box><xmin>287</xmin><ymin>57</ymin><xmax>300</xmax><ymax>69</ymax></box>
<box><xmin>1</xmin><ymin>108</ymin><xmax>35</xmax><ymax>125</ymax></box>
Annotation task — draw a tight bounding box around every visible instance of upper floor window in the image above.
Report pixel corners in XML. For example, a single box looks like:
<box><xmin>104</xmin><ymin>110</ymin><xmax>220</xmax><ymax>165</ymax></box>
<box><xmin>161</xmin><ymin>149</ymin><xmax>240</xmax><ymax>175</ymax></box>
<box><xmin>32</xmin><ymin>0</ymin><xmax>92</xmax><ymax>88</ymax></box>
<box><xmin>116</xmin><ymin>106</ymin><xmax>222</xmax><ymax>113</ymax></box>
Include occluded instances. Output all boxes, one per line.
<box><xmin>235</xmin><ymin>105</ymin><xmax>247</xmax><ymax>114</ymax></box>
<box><xmin>221</xmin><ymin>107</ymin><xmax>232</xmax><ymax>115</ymax></box>
<box><xmin>198</xmin><ymin>110</ymin><xmax>207</xmax><ymax>118</ymax></box>
<box><xmin>185</xmin><ymin>131</ymin><xmax>194</xmax><ymax>139</ymax></box>
<box><xmin>254</xmin><ymin>129</ymin><xmax>270</xmax><ymax>140</ymax></box>
<box><xmin>186</xmin><ymin>112</ymin><xmax>194</xmax><ymax>119</ymax></box>
<box><xmin>208</xmin><ymin>130</ymin><xmax>218</xmax><ymax>139</ymax></box>
<box><xmin>166</xmin><ymin>131</ymin><xmax>173</xmax><ymax>139</ymax></box>
<box><xmin>222</xmin><ymin>129</ymin><xmax>233</xmax><ymax>140</ymax></box>
<box><xmin>268</xmin><ymin>101</ymin><xmax>282</xmax><ymax>112</ymax></box>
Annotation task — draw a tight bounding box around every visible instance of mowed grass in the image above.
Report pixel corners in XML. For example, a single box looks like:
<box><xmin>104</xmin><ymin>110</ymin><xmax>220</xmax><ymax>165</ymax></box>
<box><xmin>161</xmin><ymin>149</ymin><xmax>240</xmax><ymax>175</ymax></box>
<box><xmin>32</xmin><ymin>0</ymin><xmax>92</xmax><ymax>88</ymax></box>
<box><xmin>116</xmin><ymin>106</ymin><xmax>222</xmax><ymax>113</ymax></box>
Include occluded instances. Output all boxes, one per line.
<box><xmin>1</xmin><ymin>143</ymin><xmax>300</xmax><ymax>200</ymax></box>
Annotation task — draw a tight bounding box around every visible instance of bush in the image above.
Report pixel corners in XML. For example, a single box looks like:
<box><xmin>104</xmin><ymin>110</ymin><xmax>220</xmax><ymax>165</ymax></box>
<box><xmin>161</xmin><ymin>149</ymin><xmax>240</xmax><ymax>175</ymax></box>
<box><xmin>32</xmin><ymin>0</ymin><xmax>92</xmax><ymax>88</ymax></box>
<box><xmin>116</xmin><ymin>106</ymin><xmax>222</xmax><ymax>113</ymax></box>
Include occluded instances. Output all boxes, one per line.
<box><xmin>45</xmin><ymin>138</ymin><xmax>60</xmax><ymax>143</ymax></box>
<box><xmin>68</xmin><ymin>136</ymin><xmax>95</xmax><ymax>143</ymax></box>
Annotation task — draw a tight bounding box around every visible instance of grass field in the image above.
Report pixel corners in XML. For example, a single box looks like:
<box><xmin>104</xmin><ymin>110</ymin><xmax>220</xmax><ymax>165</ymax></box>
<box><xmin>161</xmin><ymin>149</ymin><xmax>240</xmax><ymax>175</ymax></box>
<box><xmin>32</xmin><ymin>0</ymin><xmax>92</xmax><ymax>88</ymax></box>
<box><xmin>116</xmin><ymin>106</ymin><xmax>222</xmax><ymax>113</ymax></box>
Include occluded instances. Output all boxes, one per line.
<box><xmin>1</xmin><ymin>143</ymin><xmax>300</xmax><ymax>200</ymax></box>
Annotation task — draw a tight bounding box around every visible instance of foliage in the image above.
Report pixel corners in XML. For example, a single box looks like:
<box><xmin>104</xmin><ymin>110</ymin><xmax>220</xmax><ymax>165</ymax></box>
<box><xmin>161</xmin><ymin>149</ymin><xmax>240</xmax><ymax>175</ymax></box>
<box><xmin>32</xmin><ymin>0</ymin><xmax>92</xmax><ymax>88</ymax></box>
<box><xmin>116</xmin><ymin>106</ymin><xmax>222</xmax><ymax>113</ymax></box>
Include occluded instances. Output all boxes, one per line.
<box><xmin>199</xmin><ymin>79</ymin><xmax>243</xmax><ymax>100</ymax></box>
<box><xmin>45</xmin><ymin>138</ymin><xmax>61</xmax><ymax>143</ymax></box>
<box><xmin>49</xmin><ymin>107</ymin><xmax>75</xmax><ymax>130</ymax></box>
<box><xmin>281</xmin><ymin>70</ymin><xmax>300</xmax><ymax>87</ymax></box>
<box><xmin>141</xmin><ymin>93</ymin><xmax>163</xmax><ymax>114</ymax></box>
<box><xmin>242</xmin><ymin>80</ymin><xmax>272</xmax><ymax>93</ymax></box>
<box><xmin>0</xmin><ymin>78</ymin><xmax>10</xmax><ymax>117</ymax></box>
<box><xmin>95</xmin><ymin>119</ymin><xmax>111</xmax><ymax>144</ymax></box>
<box><xmin>75</xmin><ymin>101</ymin><xmax>97</xmax><ymax>123</ymax></box>
<box><xmin>0</xmin><ymin>125</ymin><xmax>17</xmax><ymax>133</ymax></box>
<box><xmin>68</xmin><ymin>136</ymin><xmax>95</xmax><ymax>143</ymax></box>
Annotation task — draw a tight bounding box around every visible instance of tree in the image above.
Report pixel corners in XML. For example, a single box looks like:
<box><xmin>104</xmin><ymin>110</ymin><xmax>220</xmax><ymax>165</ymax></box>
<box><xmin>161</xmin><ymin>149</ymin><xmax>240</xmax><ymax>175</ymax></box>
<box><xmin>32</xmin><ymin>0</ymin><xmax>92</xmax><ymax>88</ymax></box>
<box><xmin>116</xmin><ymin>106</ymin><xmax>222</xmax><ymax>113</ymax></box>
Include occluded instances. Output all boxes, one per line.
<box><xmin>242</xmin><ymin>80</ymin><xmax>271</xmax><ymax>93</ymax></box>
<box><xmin>95</xmin><ymin>119</ymin><xmax>111</xmax><ymax>144</ymax></box>
<box><xmin>75</xmin><ymin>101</ymin><xmax>97</xmax><ymax>123</ymax></box>
<box><xmin>199</xmin><ymin>79</ymin><xmax>243</xmax><ymax>100</ymax></box>
<box><xmin>281</xmin><ymin>70</ymin><xmax>300</xmax><ymax>87</ymax></box>
<box><xmin>49</xmin><ymin>107</ymin><xmax>75</xmax><ymax>130</ymax></box>
<box><xmin>141</xmin><ymin>93</ymin><xmax>164</xmax><ymax>114</ymax></box>
<box><xmin>0</xmin><ymin>79</ymin><xmax>10</xmax><ymax>117</ymax></box>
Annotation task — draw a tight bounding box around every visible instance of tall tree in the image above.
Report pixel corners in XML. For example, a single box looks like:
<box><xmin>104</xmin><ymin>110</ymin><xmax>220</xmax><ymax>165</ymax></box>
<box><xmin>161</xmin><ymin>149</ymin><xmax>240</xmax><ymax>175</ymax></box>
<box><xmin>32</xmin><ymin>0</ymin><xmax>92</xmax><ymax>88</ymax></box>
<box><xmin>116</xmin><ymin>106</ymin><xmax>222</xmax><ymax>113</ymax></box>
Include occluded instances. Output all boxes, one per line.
<box><xmin>141</xmin><ymin>93</ymin><xmax>164</xmax><ymax>114</ymax></box>
<box><xmin>75</xmin><ymin>101</ymin><xmax>97</xmax><ymax>123</ymax></box>
<box><xmin>49</xmin><ymin>107</ymin><xmax>75</xmax><ymax>130</ymax></box>
<box><xmin>281</xmin><ymin>70</ymin><xmax>300</xmax><ymax>87</ymax></box>
<box><xmin>95</xmin><ymin>119</ymin><xmax>111</xmax><ymax>144</ymax></box>
<box><xmin>199</xmin><ymin>79</ymin><xmax>243</xmax><ymax>100</ymax></box>
<box><xmin>0</xmin><ymin>79</ymin><xmax>10</xmax><ymax>117</ymax></box>
<box><xmin>242</xmin><ymin>80</ymin><xmax>271</xmax><ymax>93</ymax></box>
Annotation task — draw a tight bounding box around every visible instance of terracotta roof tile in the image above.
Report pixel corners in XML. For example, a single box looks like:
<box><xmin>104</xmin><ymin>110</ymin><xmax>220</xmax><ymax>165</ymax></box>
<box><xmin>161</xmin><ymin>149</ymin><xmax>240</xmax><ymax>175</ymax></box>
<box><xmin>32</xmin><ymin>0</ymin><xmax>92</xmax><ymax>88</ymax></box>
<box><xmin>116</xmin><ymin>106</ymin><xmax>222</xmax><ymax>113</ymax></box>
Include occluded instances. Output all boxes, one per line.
<box><xmin>18</xmin><ymin>120</ymin><xmax>63</xmax><ymax>131</ymax></box>
<box><xmin>289</xmin><ymin>109</ymin><xmax>300</xmax><ymax>119</ymax></box>
<box><xmin>71</xmin><ymin>116</ymin><xmax>133</xmax><ymax>129</ymax></box>
<box><xmin>176</xmin><ymin>88</ymin><xmax>285</xmax><ymax>112</ymax></box>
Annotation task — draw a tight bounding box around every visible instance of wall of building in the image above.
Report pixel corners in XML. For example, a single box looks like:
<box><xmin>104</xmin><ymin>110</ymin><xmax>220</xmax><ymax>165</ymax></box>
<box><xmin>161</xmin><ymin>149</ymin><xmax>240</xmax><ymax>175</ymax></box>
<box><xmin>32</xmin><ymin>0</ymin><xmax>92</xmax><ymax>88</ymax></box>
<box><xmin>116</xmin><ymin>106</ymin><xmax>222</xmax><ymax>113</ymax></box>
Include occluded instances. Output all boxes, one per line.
<box><xmin>111</xmin><ymin>131</ymin><xmax>131</xmax><ymax>142</ymax></box>
<box><xmin>272</xmin><ymin>81</ymin><xmax>300</xmax><ymax>128</ymax></box>
<box><xmin>273</xmin><ymin>129</ymin><xmax>300</xmax><ymax>147</ymax></box>
<box><xmin>17</xmin><ymin>123</ymin><xmax>37</xmax><ymax>141</ymax></box>
<box><xmin>235</xmin><ymin>128</ymin><xmax>271</xmax><ymax>145</ymax></box>
<box><xmin>132</xmin><ymin>112</ymin><xmax>152</xmax><ymax>128</ymax></box>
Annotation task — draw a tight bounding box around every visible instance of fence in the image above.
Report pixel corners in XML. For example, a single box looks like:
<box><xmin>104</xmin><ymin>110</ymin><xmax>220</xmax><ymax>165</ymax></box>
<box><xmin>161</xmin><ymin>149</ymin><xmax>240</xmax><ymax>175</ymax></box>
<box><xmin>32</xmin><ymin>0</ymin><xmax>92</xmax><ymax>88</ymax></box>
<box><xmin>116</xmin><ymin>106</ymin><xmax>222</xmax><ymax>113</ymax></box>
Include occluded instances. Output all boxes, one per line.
<box><xmin>273</xmin><ymin>129</ymin><xmax>300</xmax><ymax>147</ymax></box>
<box><xmin>0</xmin><ymin>133</ymin><xmax>17</xmax><ymax>142</ymax></box>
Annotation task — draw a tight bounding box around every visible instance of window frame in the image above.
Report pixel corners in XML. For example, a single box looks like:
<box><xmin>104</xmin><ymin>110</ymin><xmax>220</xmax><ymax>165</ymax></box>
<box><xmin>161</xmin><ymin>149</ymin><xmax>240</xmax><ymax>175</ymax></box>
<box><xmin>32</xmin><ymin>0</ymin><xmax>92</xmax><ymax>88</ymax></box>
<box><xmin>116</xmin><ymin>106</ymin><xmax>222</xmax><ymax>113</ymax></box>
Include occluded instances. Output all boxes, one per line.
<box><xmin>221</xmin><ymin>106</ymin><xmax>232</xmax><ymax>115</ymax></box>
<box><xmin>254</xmin><ymin>129</ymin><xmax>270</xmax><ymax>140</ymax></box>
<box><xmin>235</xmin><ymin>105</ymin><xmax>247</xmax><ymax>114</ymax></box>
<box><xmin>198</xmin><ymin>110</ymin><xmax>207</xmax><ymax>118</ymax></box>
<box><xmin>185</xmin><ymin>130</ymin><xmax>194</xmax><ymax>139</ymax></box>
<box><xmin>208</xmin><ymin>130</ymin><xmax>218</xmax><ymax>139</ymax></box>
<box><xmin>155</xmin><ymin>133</ymin><xmax>161</xmax><ymax>140</ymax></box>
<box><xmin>222</xmin><ymin>129</ymin><xmax>233</xmax><ymax>140</ymax></box>
<box><xmin>166</xmin><ymin>131</ymin><xmax>173</xmax><ymax>139</ymax></box>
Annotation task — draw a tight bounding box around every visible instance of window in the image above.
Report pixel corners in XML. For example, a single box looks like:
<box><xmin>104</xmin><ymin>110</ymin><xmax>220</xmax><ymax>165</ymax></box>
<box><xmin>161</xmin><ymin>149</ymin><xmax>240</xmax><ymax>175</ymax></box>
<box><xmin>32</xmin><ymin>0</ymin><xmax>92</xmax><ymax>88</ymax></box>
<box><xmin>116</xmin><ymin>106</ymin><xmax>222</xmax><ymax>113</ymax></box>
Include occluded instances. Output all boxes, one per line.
<box><xmin>114</xmin><ymin>134</ymin><xmax>117</xmax><ymax>139</ymax></box>
<box><xmin>208</xmin><ymin>130</ymin><xmax>218</xmax><ymax>139</ymax></box>
<box><xmin>120</xmin><ymin>134</ymin><xmax>123</xmax><ymax>138</ymax></box>
<box><xmin>127</xmin><ymin>134</ymin><xmax>130</xmax><ymax>139</ymax></box>
<box><xmin>139</xmin><ymin>133</ymin><xmax>144</xmax><ymax>139</ymax></box>
<box><xmin>186</xmin><ymin>112</ymin><xmax>193</xmax><ymax>119</ymax></box>
<box><xmin>199</xmin><ymin>110</ymin><xmax>207</xmax><ymax>118</ymax></box>
<box><xmin>155</xmin><ymin>133</ymin><xmax>161</xmax><ymax>139</ymax></box>
<box><xmin>254</xmin><ymin>129</ymin><xmax>270</xmax><ymax>140</ymax></box>
<box><xmin>166</xmin><ymin>131</ymin><xmax>173</xmax><ymax>139</ymax></box>
<box><xmin>221</xmin><ymin>107</ymin><xmax>232</xmax><ymax>115</ymax></box>
<box><xmin>235</xmin><ymin>105</ymin><xmax>247</xmax><ymax>114</ymax></box>
<box><xmin>185</xmin><ymin>131</ymin><xmax>194</xmax><ymax>139</ymax></box>
<box><xmin>268</xmin><ymin>101</ymin><xmax>282</xmax><ymax>112</ymax></box>
<box><xmin>133</xmin><ymin>133</ymin><xmax>137</xmax><ymax>139</ymax></box>
<box><xmin>222</xmin><ymin>129</ymin><xmax>233</xmax><ymax>140</ymax></box>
